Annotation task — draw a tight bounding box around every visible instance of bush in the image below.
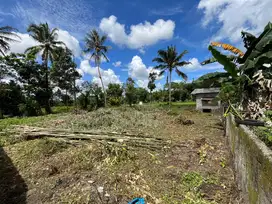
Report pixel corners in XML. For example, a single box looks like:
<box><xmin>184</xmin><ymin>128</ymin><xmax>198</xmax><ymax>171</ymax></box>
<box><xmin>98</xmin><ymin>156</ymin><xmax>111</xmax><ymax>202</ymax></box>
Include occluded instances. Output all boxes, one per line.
<box><xmin>19</xmin><ymin>99</ymin><xmax>42</xmax><ymax>116</ymax></box>
<box><xmin>108</xmin><ymin>97</ymin><xmax>121</xmax><ymax>106</ymax></box>
<box><xmin>255</xmin><ymin>126</ymin><xmax>272</xmax><ymax>149</ymax></box>
<box><xmin>265</xmin><ymin>110</ymin><xmax>272</xmax><ymax>120</ymax></box>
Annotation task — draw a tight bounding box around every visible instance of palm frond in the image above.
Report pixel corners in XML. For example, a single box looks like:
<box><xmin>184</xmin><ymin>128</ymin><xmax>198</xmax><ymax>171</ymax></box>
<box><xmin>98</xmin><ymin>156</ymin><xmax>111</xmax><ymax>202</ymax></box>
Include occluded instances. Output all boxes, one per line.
<box><xmin>175</xmin><ymin>61</ymin><xmax>191</xmax><ymax>67</ymax></box>
<box><xmin>176</xmin><ymin>50</ymin><xmax>188</xmax><ymax>61</ymax></box>
<box><xmin>25</xmin><ymin>45</ymin><xmax>43</xmax><ymax>55</ymax></box>
<box><xmin>175</xmin><ymin>68</ymin><xmax>188</xmax><ymax>81</ymax></box>
<box><xmin>101</xmin><ymin>52</ymin><xmax>109</xmax><ymax>62</ymax></box>
<box><xmin>153</xmin><ymin>64</ymin><xmax>168</xmax><ymax>70</ymax></box>
<box><xmin>152</xmin><ymin>57</ymin><xmax>165</xmax><ymax>63</ymax></box>
<box><xmin>158</xmin><ymin>70</ymin><xmax>165</xmax><ymax>77</ymax></box>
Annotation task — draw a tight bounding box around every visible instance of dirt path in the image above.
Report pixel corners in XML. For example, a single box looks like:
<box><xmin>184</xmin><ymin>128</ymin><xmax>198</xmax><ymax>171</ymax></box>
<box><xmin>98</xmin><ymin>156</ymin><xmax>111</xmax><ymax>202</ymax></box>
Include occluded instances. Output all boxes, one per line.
<box><xmin>1</xmin><ymin>106</ymin><xmax>242</xmax><ymax>203</ymax></box>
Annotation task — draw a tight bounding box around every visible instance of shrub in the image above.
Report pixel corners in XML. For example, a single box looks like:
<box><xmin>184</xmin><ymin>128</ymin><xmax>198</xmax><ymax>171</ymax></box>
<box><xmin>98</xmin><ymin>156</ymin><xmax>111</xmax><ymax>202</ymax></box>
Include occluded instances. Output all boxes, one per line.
<box><xmin>19</xmin><ymin>99</ymin><xmax>42</xmax><ymax>116</ymax></box>
<box><xmin>108</xmin><ymin>97</ymin><xmax>121</xmax><ymax>106</ymax></box>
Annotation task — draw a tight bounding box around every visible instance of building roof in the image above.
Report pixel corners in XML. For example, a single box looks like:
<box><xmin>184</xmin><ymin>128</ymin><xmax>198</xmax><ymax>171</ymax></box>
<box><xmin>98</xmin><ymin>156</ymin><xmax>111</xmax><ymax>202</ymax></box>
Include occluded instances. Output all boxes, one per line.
<box><xmin>191</xmin><ymin>88</ymin><xmax>220</xmax><ymax>95</ymax></box>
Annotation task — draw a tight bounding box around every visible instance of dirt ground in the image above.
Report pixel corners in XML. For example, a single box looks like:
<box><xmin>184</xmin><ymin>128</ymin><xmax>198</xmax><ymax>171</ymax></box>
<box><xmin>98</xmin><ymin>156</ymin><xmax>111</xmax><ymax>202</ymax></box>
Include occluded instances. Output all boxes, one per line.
<box><xmin>0</xmin><ymin>105</ymin><xmax>243</xmax><ymax>204</ymax></box>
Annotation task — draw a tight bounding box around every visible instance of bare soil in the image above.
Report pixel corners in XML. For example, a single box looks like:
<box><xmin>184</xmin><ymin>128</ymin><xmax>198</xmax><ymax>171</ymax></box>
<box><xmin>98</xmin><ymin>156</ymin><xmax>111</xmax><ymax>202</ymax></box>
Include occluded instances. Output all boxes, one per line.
<box><xmin>0</xmin><ymin>106</ymin><xmax>243</xmax><ymax>204</ymax></box>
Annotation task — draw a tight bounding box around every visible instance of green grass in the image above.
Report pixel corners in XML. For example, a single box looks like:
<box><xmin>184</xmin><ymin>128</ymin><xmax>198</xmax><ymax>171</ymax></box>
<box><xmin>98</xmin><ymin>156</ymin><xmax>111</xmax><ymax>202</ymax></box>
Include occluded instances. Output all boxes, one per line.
<box><xmin>0</xmin><ymin>106</ymin><xmax>73</xmax><ymax>132</ymax></box>
<box><xmin>0</xmin><ymin>114</ymin><xmax>61</xmax><ymax>131</ymax></box>
<box><xmin>155</xmin><ymin>101</ymin><xmax>196</xmax><ymax>106</ymax></box>
<box><xmin>52</xmin><ymin>106</ymin><xmax>74</xmax><ymax>114</ymax></box>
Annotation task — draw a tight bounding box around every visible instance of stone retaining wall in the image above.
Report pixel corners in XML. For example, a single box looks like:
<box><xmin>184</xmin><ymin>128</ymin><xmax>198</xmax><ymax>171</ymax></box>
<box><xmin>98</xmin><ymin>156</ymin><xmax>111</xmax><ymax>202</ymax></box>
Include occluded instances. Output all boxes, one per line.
<box><xmin>226</xmin><ymin>115</ymin><xmax>272</xmax><ymax>204</ymax></box>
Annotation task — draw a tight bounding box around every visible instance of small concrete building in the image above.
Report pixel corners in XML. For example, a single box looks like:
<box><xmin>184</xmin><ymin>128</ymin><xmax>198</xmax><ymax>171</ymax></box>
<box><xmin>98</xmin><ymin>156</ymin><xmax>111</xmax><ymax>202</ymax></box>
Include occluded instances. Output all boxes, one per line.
<box><xmin>191</xmin><ymin>88</ymin><xmax>220</xmax><ymax>112</ymax></box>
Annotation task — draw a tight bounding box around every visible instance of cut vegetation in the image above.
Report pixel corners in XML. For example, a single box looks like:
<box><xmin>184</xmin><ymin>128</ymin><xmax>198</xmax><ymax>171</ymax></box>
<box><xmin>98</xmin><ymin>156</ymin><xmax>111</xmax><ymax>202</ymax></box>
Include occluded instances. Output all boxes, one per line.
<box><xmin>0</xmin><ymin>105</ymin><xmax>242</xmax><ymax>203</ymax></box>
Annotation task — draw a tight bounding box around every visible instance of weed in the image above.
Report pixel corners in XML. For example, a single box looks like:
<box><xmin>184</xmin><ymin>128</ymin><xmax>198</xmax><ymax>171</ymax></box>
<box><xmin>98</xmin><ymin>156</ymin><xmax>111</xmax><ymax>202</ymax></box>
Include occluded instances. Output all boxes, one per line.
<box><xmin>181</xmin><ymin>172</ymin><xmax>204</xmax><ymax>192</ymax></box>
<box><xmin>220</xmin><ymin>158</ymin><xmax>226</xmax><ymax>168</ymax></box>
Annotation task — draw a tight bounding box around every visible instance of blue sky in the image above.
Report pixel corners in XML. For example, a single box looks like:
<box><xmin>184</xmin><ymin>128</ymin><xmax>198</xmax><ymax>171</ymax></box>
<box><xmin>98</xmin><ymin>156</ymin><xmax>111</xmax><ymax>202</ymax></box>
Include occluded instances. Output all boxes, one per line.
<box><xmin>1</xmin><ymin>0</ymin><xmax>272</xmax><ymax>89</ymax></box>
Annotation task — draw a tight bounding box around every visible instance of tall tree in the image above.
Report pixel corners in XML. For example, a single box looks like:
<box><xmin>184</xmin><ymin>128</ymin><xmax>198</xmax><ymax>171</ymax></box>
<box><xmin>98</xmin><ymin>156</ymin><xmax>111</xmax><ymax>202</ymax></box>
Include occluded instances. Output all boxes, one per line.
<box><xmin>125</xmin><ymin>77</ymin><xmax>136</xmax><ymax>106</ymax></box>
<box><xmin>152</xmin><ymin>46</ymin><xmax>190</xmax><ymax>107</ymax></box>
<box><xmin>84</xmin><ymin>29</ymin><xmax>110</xmax><ymax>107</ymax></box>
<box><xmin>50</xmin><ymin>47</ymin><xmax>81</xmax><ymax>107</ymax></box>
<box><xmin>0</xmin><ymin>26</ymin><xmax>20</xmax><ymax>56</ymax></box>
<box><xmin>25</xmin><ymin>23</ymin><xmax>65</xmax><ymax>114</ymax></box>
<box><xmin>148</xmin><ymin>72</ymin><xmax>157</xmax><ymax>102</ymax></box>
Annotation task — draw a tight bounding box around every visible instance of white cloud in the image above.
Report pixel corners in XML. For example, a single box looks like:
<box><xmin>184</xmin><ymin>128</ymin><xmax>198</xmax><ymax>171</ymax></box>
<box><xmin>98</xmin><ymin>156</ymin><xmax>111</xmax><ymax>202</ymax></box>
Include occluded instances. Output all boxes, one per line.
<box><xmin>99</xmin><ymin>15</ymin><xmax>175</xmax><ymax>49</ymax></box>
<box><xmin>9</xmin><ymin>33</ymin><xmax>38</xmax><ymax>54</ymax></box>
<box><xmin>184</xmin><ymin>58</ymin><xmax>223</xmax><ymax>72</ymax></box>
<box><xmin>76</xmin><ymin>68</ymin><xmax>84</xmax><ymax>77</ymax></box>
<box><xmin>79</xmin><ymin>60</ymin><xmax>121</xmax><ymax>88</ymax></box>
<box><xmin>8</xmin><ymin>29</ymin><xmax>81</xmax><ymax>57</ymax></box>
<box><xmin>150</xmin><ymin>5</ymin><xmax>183</xmax><ymax>16</ymax></box>
<box><xmin>112</xmin><ymin>61</ymin><xmax>122</xmax><ymax>67</ymax></box>
<box><xmin>128</xmin><ymin>55</ymin><xmax>163</xmax><ymax>88</ymax></box>
<box><xmin>139</xmin><ymin>48</ymin><xmax>146</xmax><ymax>54</ymax></box>
<box><xmin>198</xmin><ymin>0</ymin><xmax>272</xmax><ymax>42</ymax></box>
<box><xmin>57</xmin><ymin>30</ymin><xmax>81</xmax><ymax>57</ymax></box>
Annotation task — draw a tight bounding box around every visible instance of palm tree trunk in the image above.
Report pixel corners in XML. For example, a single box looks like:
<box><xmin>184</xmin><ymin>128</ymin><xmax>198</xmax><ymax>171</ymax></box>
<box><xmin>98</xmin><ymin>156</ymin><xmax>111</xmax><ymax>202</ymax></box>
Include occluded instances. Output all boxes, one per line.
<box><xmin>169</xmin><ymin>70</ymin><xmax>172</xmax><ymax>108</ymax></box>
<box><xmin>97</xmin><ymin>65</ymin><xmax>107</xmax><ymax>107</ymax></box>
<box><xmin>65</xmin><ymin>89</ymin><xmax>68</xmax><ymax>111</ymax></box>
<box><xmin>73</xmin><ymin>76</ymin><xmax>77</xmax><ymax>112</ymax></box>
<box><xmin>44</xmin><ymin>57</ymin><xmax>52</xmax><ymax>114</ymax></box>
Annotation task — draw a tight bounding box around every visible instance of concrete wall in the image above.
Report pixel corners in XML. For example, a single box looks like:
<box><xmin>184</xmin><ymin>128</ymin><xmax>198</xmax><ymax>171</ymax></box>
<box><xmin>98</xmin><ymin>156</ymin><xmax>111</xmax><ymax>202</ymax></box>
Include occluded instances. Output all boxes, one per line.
<box><xmin>195</xmin><ymin>93</ymin><xmax>220</xmax><ymax>110</ymax></box>
<box><xmin>226</xmin><ymin>115</ymin><xmax>272</xmax><ymax>204</ymax></box>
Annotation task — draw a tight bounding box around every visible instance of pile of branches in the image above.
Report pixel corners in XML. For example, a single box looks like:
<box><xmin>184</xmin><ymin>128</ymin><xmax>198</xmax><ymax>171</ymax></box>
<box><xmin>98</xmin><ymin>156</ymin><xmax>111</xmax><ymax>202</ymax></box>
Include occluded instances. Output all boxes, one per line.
<box><xmin>6</xmin><ymin>125</ymin><xmax>169</xmax><ymax>150</ymax></box>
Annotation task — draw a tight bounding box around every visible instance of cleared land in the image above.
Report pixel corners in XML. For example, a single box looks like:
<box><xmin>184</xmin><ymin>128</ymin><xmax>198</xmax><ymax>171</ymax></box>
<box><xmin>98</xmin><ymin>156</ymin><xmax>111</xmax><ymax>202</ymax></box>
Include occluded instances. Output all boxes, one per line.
<box><xmin>0</xmin><ymin>104</ymin><xmax>242</xmax><ymax>204</ymax></box>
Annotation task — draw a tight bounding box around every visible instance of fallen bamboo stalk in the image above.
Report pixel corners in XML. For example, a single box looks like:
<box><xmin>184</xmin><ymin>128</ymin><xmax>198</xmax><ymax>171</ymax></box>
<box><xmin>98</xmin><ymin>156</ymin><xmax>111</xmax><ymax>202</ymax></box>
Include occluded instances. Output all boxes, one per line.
<box><xmin>10</xmin><ymin>125</ymin><xmax>162</xmax><ymax>140</ymax></box>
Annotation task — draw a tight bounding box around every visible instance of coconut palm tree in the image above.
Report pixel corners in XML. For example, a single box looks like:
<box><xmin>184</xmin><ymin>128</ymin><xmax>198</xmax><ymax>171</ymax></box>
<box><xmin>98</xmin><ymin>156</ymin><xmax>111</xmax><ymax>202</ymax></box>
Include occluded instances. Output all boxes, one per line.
<box><xmin>0</xmin><ymin>26</ymin><xmax>20</xmax><ymax>56</ymax></box>
<box><xmin>152</xmin><ymin>46</ymin><xmax>190</xmax><ymax>107</ymax></box>
<box><xmin>84</xmin><ymin>29</ymin><xmax>110</xmax><ymax>107</ymax></box>
<box><xmin>25</xmin><ymin>23</ymin><xmax>65</xmax><ymax>114</ymax></box>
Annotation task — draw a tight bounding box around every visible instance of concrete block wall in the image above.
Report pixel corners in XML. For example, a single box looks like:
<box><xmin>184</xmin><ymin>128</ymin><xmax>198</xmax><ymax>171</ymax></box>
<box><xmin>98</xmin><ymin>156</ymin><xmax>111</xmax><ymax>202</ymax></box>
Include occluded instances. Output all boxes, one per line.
<box><xmin>226</xmin><ymin>115</ymin><xmax>272</xmax><ymax>204</ymax></box>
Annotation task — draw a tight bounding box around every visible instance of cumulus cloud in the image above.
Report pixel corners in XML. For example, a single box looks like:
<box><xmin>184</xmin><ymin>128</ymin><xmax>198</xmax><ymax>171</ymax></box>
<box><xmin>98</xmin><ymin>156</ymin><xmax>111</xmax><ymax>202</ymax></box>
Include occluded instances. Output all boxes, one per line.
<box><xmin>9</xmin><ymin>33</ymin><xmax>38</xmax><ymax>54</ymax></box>
<box><xmin>79</xmin><ymin>60</ymin><xmax>121</xmax><ymax>88</ymax></box>
<box><xmin>57</xmin><ymin>30</ymin><xmax>81</xmax><ymax>57</ymax></box>
<box><xmin>112</xmin><ymin>61</ymin><xmax>122</xmax><ymax>67</ymax></box>
<box><xmin>198</xmin><ymin>0</ymin><xmax>272</xmax><ymax>42</ymax></box>
<box><xmin>128</xmin><ymin>55</ymin><xmax>163</xmax><ymax>88</ymax></box>
<box><xmin>99</xmin><ymin>15</ymin><xmax>175</xmax><ymax>49</ymax></box>
<box><xmin>8</xmin><ymin>29</ymin><xmax>81</xmax><ymax>57</ymax></box>
<box><xmin>184</xmin><ymin>58</ymin><xmax>223</xmax><ymax>72</ymax></box>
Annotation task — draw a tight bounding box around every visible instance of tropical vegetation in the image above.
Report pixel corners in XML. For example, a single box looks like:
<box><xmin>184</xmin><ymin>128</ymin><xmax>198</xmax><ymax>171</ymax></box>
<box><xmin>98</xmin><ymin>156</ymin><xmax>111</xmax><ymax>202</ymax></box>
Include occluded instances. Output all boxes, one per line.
<box><xmin>152</xmin><ymin>45</ymin><xmax>190</xmax><ymax>107</ymax></box>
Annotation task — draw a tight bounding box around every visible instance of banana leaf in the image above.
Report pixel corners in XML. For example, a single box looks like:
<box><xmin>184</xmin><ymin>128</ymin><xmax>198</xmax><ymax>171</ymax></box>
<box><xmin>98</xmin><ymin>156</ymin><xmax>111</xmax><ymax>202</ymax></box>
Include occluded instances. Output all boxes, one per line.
<box><xmin>208</xmin><ymin>45</ymin><xmax>238</xmax><ymax>78</ymax></box>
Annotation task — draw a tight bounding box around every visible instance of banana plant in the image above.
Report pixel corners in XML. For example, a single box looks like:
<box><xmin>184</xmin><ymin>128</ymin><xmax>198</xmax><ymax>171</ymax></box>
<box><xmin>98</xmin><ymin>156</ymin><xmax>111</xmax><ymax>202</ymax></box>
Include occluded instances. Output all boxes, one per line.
<box><xmin>202</xmin><ymin>22</ymin><xmax>272</xmax><ymax>119</ymax></box>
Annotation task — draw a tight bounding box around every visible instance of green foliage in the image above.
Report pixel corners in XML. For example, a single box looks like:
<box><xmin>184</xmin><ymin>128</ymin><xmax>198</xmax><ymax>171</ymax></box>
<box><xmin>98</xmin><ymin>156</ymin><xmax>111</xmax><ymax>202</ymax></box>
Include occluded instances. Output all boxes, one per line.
<box><xmin>265</xmin><ymin>110</ymin><xmax>272</xmax><ymax>120</ymax></box>
<box><xmin>19</xmin><ymin>99</ymin><xmax>42</xmax><ymax>117</ymax></box>
<box><xmin>148</xmin><ymin>72</ymin><xmax>157</xmax><ymax>95</ymax></box>
<box><xmin>181</xmin><ymin>172</ymin><xmax>204</xmax><ymax>191</ymax></box>
<box><xmin>26</xmin><ymin>22</ymin><xmax>66</xmax><ymax>114</ymax></box>
<box><xmin>0</xmin><ymin>114</ymin><xmax>59</xmax><ymax>132</ymax></box>
<box><xmin>0</xmin><ymin>26</ymin><xmax>20</xmax><ymax>56</ymax></box>
<box><xmin>255</xmin><ymin>127</ymin><xmax>272</xmax><ymax>148</ymax></box>
<box><xmin>0</xmin><ymin>80</ymin><xmax>24</xmax><ymax>117</ymax></box>
<box><xmin>136</xmin><ymin>87</ymin><xmax>149</xmax><ymax>103</ymax></box>
<box><xmin>125</xmin><ymin>77</ymin><xmax>137</xmax><ymax>106</ymax></box>
<box><xmin>208</xmin><ymin>46</ymin><xmax>238</xmax><ymax>78</ymax></box>
<box><xmin>153</xmin><ymin>46</ymin><xmax>190</xmax><ymax>106</ymax></box>
<box><xmin>107</xmin><ymin>83</ymin><xmax>123</xmax><ymax>106</ymax></box>
<box><xmin>194</xmin><ymin>72</ymin><xmax>230</xmax><ymax>88</ymax></box>
<box><xmin>84</xmin><ymin>29</ymin><xmax>110</xmax><ymax>106</ymax></box>
<box><xmin>50</xmin><ymin>47</ymin><xmax>81</xmax><ymax>105</ymax></box>
<box><xmin>108</xmin><ymin>97</ymin><xmax>121</xmax><ymax>106</ymax></box>
<box><xmin>78</xmin><ymin>82</ymin><xmax>104</xmax><ymax>111</ymax></box>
